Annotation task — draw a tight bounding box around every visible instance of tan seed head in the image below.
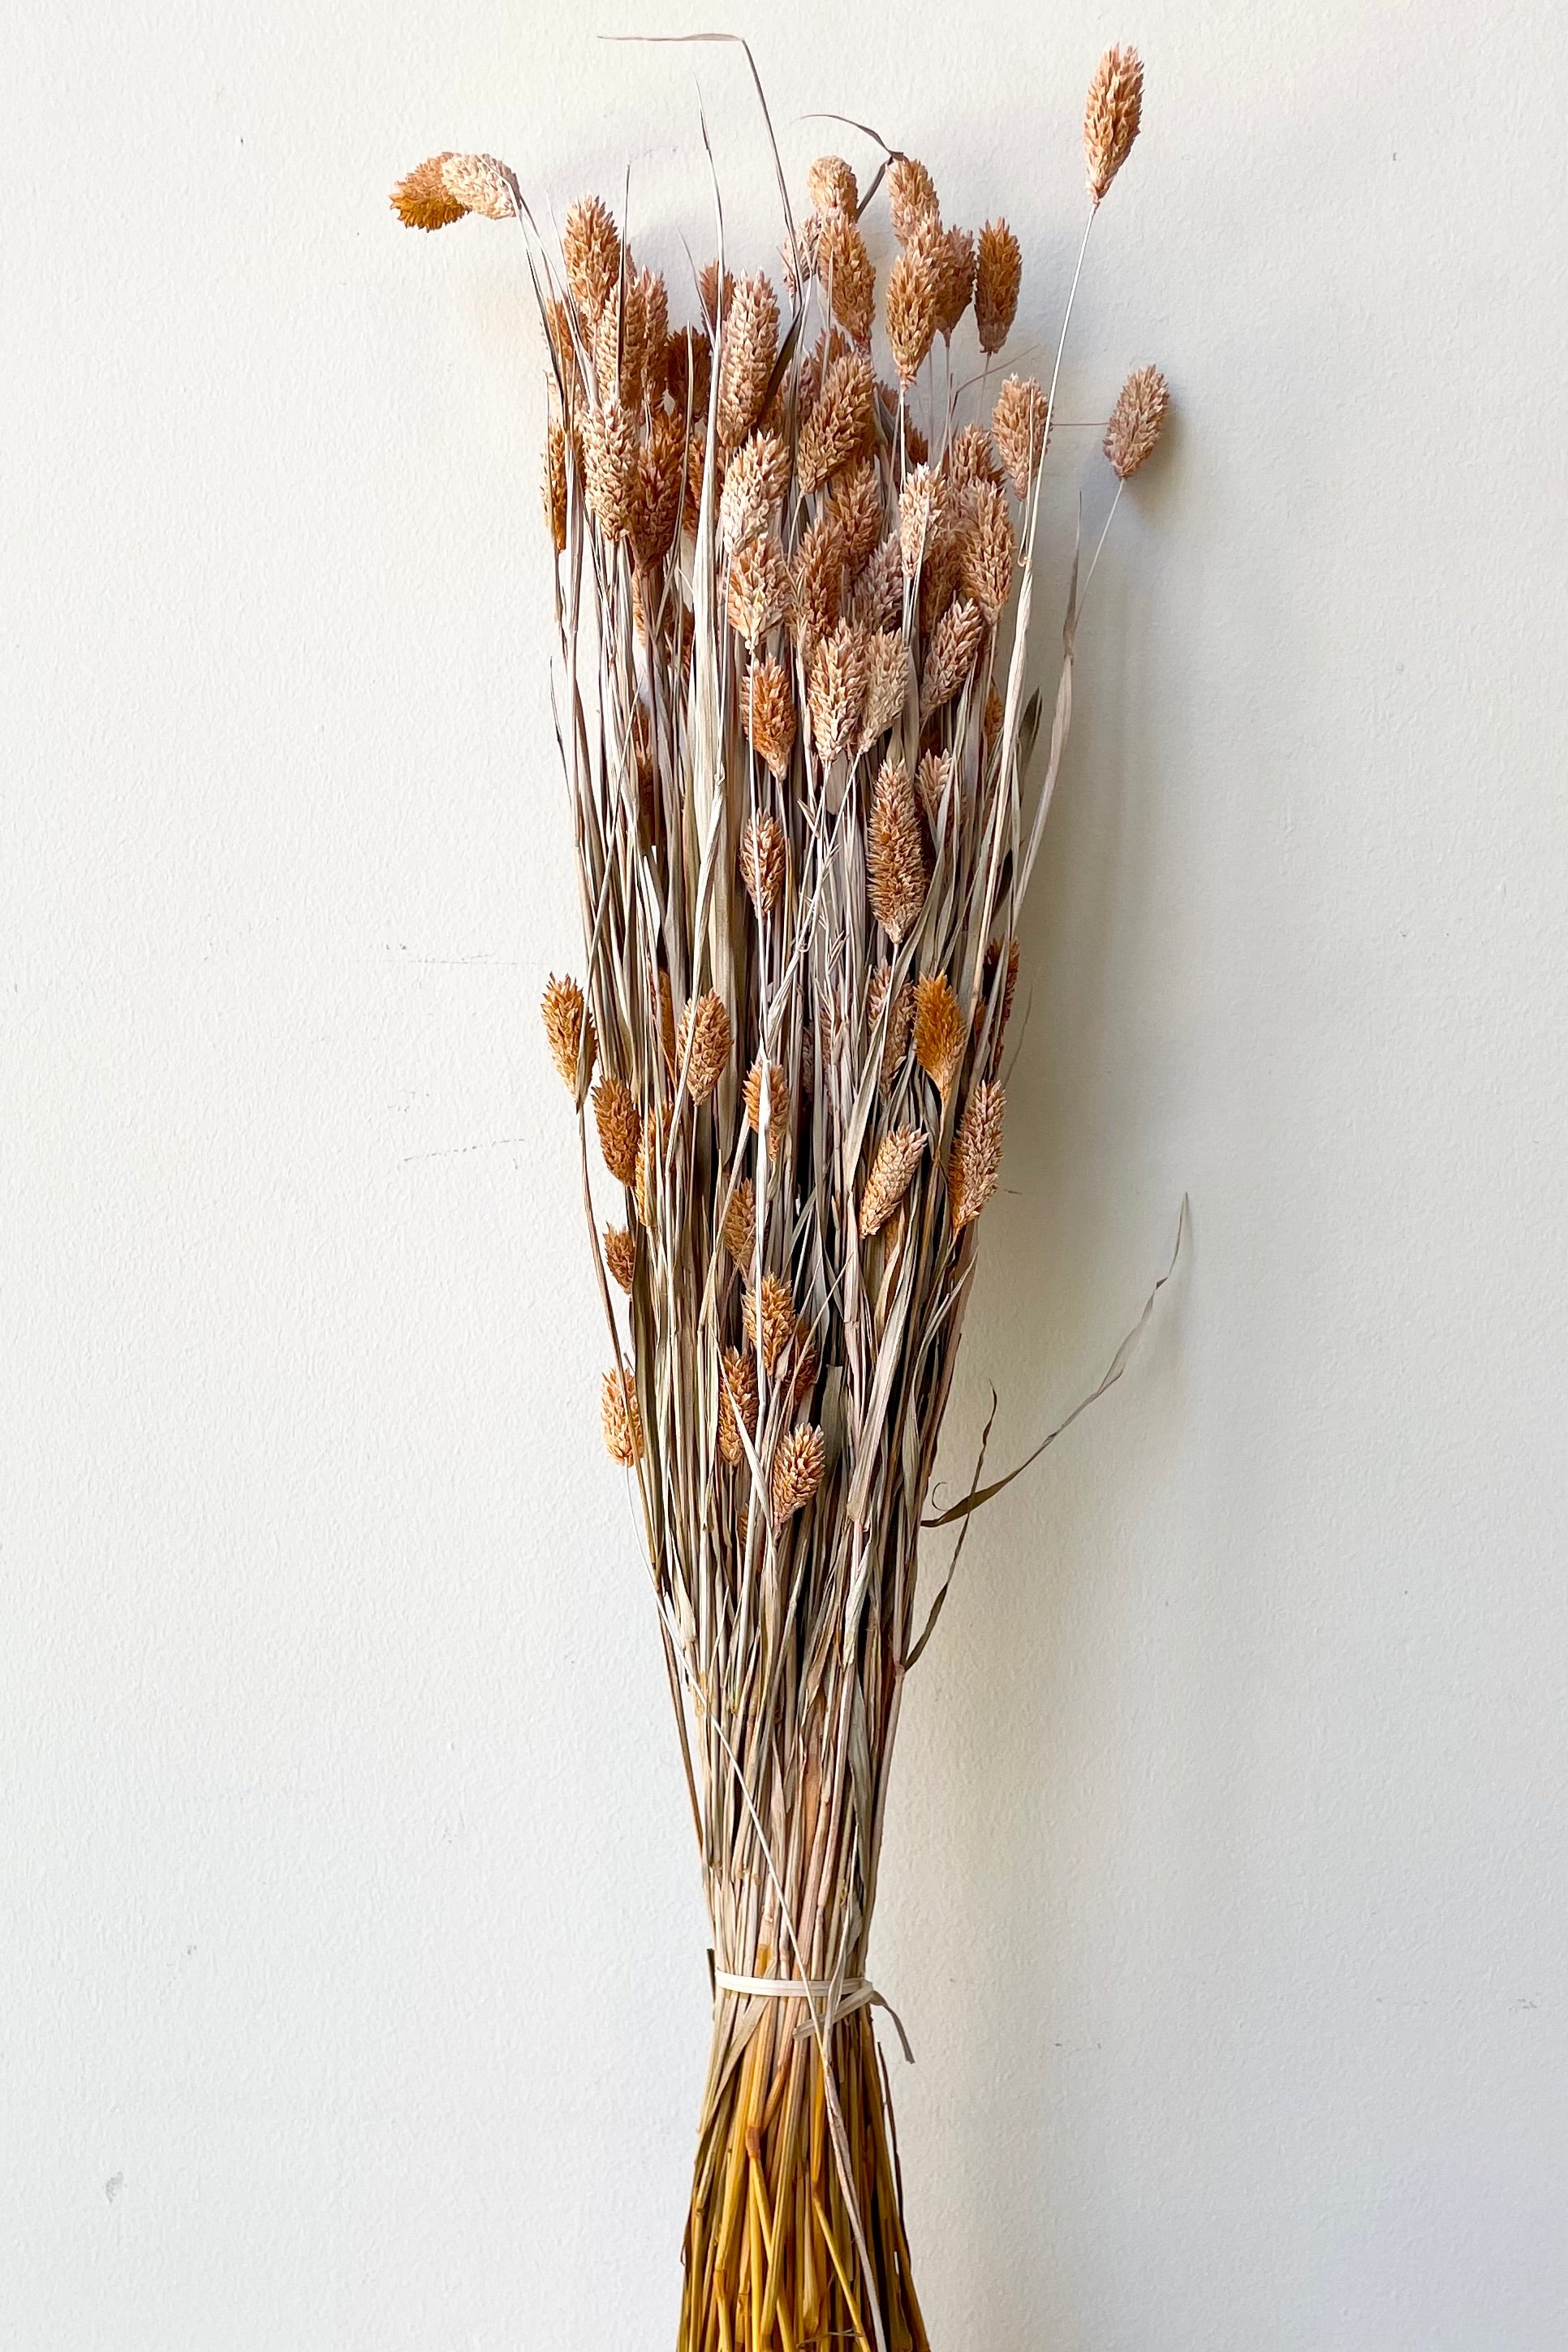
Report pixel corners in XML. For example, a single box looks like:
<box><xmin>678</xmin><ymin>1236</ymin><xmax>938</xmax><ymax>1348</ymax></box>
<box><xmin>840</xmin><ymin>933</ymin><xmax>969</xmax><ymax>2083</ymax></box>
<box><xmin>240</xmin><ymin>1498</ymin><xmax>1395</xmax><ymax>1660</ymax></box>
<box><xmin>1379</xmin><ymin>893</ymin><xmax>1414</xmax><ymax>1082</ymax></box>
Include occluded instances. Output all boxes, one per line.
<box><xmin>728</xmin><ymin>533</ymin><xmax>794</xmax><ymax>648</ymax></box>
<box><xmin>867</xmin><ymin>756</ymin><xmax>928</xmax><ymax>942</ymax></box>
<box><xmin>808</xmin><ymin>156</ymin><xmax>859</xmax><ymax>218</ymax></box>
<box><xmin>949</xmin><ymin>1079</ymin><xmax>1006</xmax><ymax>1228</ymax></box>
<box><xmin>857</xmin><ymin>628</ymin><xmax>909</xmax><ymax>754</ymax></box>
<box><xmin>743</xmin><ymin>1271</ymin><xmax>796</xmax><ymax>1372</ymax></box>
<box><xmin>562</xmin><ymin>195</ymin><xmax>622</xmax><ymax>318</ymax></box>
<box><xmin>819</xmin><ymin>212</ymin><xmax>876</xmax><ymax>345</ymax></box>
<box><xmin>717</xmin><ymin>273</ymin><xmax>781</xmax><ymax>450</ymax></box>
<box><xmin>958</xmin><ymin>481</ymin><xmax>1017</xmax><ymax>621</ymax></box>
<box><xmin>886</xmin><ymin>155</ymin><xmax>939</xmax><ymax>244</ymax></box>
<box><xmin>739</xmin><ymin>814</ymin><xmax>786</xmax><ymax>915</ymax></box>
<box><xmin>741</xmin><ymin>657</ymin><xmax>798</xmax><ymax>779</ymax></box>
<box><xmin>920</xmin><ymin>597</ymin><xmax>985</xmax><ymax>717</ymax></box>
<box><xmin>797</xmin><ymin>352</ymin><xmax>876</xmax><ymax>497</ymax></box>
<box><xmin>722</xmin><ymin>1178</ymin><xmax>757</xmax><ymax>1269</ymax></box>
<box><xmin>859</xmin><ymin>1126</ymin><xmax>928</xmax><ymax>1238</ymax></box>
<box><xmin>1084</xmin><ymin>45</ymin><xmax>1144</xmax><ymax>206</ymax></box>
<box><xmin>717</xmin><ymin>1344</ymin><xmax>760</xmax><ymax>1465</ymax></box>
<box><xmin>743</xmin><ymin>1059</ymin><xmax>790</xmax><ymax>1163</ymax></box>
<box><xmin>601</xmin><ymin>1368</ymin><xmax>644</xmax><ymax>1466</ymax></box>
<box><xmin>975</xmin><ymin>219</ymin><xmax>1023</xmax><ymax>355</ymax></box>
<box><xmin>914</xmin><ymin>972</ymin><xmax>966</xmax><ymax>1098</ymax></box>
<box><xmin>885</xmin><ymin>246</ymin><xmax>939</xmax><ymax>385</ymax></box>
<box><xmin>1105</xmin><ymin>364</ymin><xmax>1170</xmax><ymax>480</ymax></box>
<box><xmin>675</xmin><ymin>990</ymin><xmax>733</xmax><ymax>1101</ymax></box>
<box><xmin>993</xmin><ymin>375</ymin><xmax>1051</xmax><ymax>496</ymax></box>
<box><xmin>771</xmin><ymin>1425</ymin><xmax>826</xmax><ymax>1523</ymax></box>
<box><xmin>541</xmin><ymin>974</ymin><xmax>594</xmax><ymax>1092</ymax></box>
<box><xmin>391</xmin><ymin>153</ymin><xmax>519</xmax><ymax>231</ymax></box>
<box><xmin>808</xmin><ymin>620</ymin><xmax>872</xmax><ymax>764</ymax></box>
<box><xmin>603</xmin><ymin>1223</ymin><xmax>636</xmax><ymax>1293</ymax></box>
<box><xmin>592</xmin><ymin>1075</ymin><xmax>641</xmax><ymax>1185</ymax></box>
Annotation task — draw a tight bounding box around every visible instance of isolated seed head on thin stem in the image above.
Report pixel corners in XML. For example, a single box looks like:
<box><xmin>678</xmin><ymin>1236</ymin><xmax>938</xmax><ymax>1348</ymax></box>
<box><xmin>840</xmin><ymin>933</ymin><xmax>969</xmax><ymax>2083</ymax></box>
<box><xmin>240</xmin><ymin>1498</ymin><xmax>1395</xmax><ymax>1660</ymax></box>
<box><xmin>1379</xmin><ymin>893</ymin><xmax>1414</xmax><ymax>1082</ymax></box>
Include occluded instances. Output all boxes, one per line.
<box><xmin>1084</xmin><ymin>45</ymin><xmax>1144</xmax><ymax>205</ymax></box>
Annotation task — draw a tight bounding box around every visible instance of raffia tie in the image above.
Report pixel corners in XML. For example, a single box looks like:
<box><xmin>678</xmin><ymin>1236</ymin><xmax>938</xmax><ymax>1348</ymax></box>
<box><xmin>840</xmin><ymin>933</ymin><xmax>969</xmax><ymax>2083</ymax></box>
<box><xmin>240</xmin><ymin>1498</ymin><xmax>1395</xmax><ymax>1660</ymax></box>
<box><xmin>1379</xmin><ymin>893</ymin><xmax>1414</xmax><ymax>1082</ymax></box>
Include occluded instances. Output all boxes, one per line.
<box><xmin>712</xmin><ymin>1967</ymin><xmax>914</xmax><ymax>2062</ymax></box>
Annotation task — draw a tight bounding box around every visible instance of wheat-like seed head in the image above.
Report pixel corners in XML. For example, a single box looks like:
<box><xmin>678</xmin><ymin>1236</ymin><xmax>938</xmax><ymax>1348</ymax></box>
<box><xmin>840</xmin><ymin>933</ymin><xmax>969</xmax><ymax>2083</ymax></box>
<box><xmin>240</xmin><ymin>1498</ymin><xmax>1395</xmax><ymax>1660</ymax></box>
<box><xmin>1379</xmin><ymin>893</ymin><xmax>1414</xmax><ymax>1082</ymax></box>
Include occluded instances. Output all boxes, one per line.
<box><xmin>719</xmin><ymin>431</ymin><xmax>790</xmax><ymax>554</ymax></box>
<box><xmin>717</xmin><ymin>1345</ymin><xmax>760</xmax><ymax>1465</ymax></box>
<box><xmin>541</xmin><ymin>974</ymin><xmax>593</xmax><ymax>1092</ymax></box>
<box><xmin>975</xmin><ymin>220</ymin><xmax>1023</xmax><ymax>355</ymax></box>
<box><xmin>717</xmin><ymin>274</ymin><xmax>781</xmax><ymax>450</ymax></box>
<box><xmin>886</xmin><ymin>154</ymin><xmax>939</xmax><ymax>243</ymax></box>
<box><xmin>723</xmin><ymin>1178</ymin><xmax>757</xmax><ymax>1269</ymax></box>
<box><xmin>857</xmin><ymin>629</ymin><xmax>909</xmax><ymax>756</ymax></box>
<box><xmin>727</xmin><ymin>535</ymin><xmax>794</xmax><ymax>648</ymax></box>
<box><xmin>825</xmin><ymin>459</ymin><xmax>883</xmax><ymax>575</ymax></box>
<box><xmin>601</xmin><ymin>1368</ymin><xmax>644</xmax><ymax>1465</ymax></box>
<box><xmin>993</xmin><ymin>376</ymin><xmax>1051</xmax><ymax>496</ymax></box>
<box><xmin>868</xmin><ymin>966</ymin><xmax>915</xmax><ymax>1092</ymax></box>
<box><xmin>604</xmin><ymin>1223</ymin><xmax>636</xmax><ymax>1293</ymax></box>
<box><xmin>665</xmin><ymin>322</ymin><xmax>710</xmax><ymax>422</ymax></box>
<box><xmin>808</xmin><ymin>155</ymin><xmax>859</xmax><ymax>218</ymax></box>
<box><xmin>782</xmin><ymin>213</ymin><xmax>822</xmax><ymax>303</ymax></box>
<box><xmin>743</xmin><ymin>1272</ymin><xmax>797</xmax><ymax>1372</ymax></box>
<box><xmin>915</xmin><ymin>749</ymin><xmax>954</xmax><ymax>840</ymax></box>
<box><xmin>739</xmin><ymin>815</ymin><xmax>786</xmax><ymax>915</ymax></box>
<box><xmin>797</xmin><ymin>352</ymin><xmax>876</xmax><ymax>496</ymax></box>
<box><xmin>851</xmin><ymin>534</ymin><xmax>904</xmax><ymax>634</ymax></box>
<box><xmin>772</xmin><ymin>1425</ymin><xmax>826</xmax><ymax>1523</ymax></box>
<box><xmin>859</xmin><ymin>1126</ymin><xmax>928</xmax><ymax>1238</ymax></box>
<box><xmin>898</xmin><ymin>465</ymin><xmax>945</xmax><ymax>577</ymax></box>
<box><xmin>931</xmin><ymin>224</ymin><xmax>975</xmax><ymax>341</ymax></box>
<box><xmin>788</xmin><ymin>1316</ymin><xmax>820</xmax><ymax>1410</ymax></box>
<box><xmin>886</xmin><ymin>247</ymin><xmax>939</xmax><ymax>386</ymax></box>
<box><xmin>743</xmin><ymin>1061</ymin><xmax>790</xmax><ymax>1162</ymax></box>
<box><xmin>631</xmin><ymin>408</ymin><xmax>686</xmax><ymax>571</ymax></box>
<box><xmin>676</xmin><ymin>990</ymin><xmax>734</xmax><ymax>1102</ymax></box>
<box><xmin>958</xmin><ymin>482</ymin><xmax>1017</xmax><ymax>621</ymax></box>
<box><xmin>1084</xmin><ymin>45</ymin><xmax>1144</xmax><ymax>205</ymax></box>
<box><xmin>920</xmin><ymin>597</ymin><xmax>984</xmax><ymax>717</ymax></box>
<box><xmin>1105</xmin><ymin>364</ymin><xmax>1170</xmax><ymax>479</ymax></box>
<box><xmin>562</xmin><ymin>195</ymin><xmax>622</xmax><ymax>319</ymax></box>
<box><xmin>634</xmin><ymin>1096</ymin><xmax>670</xmax><ymax>1228</ymax></box>
<box><xmin>391</xmin><ymin>153</ymin><xmax>519</xmax><ymax>230</ymax></box>
<box><xmin>791</xmin><ymin>512</ymin><xmax>848</xmax><ymax>657</ymax></box>
<box><xmin>592</xmin><ymin>1075</ymin><xmax>640</xmax><ymax>1185</ymax></box>
<box><xmin>741</xmin><ymin>657</ymin><xmax>799</xmax><ymax>780</ymax></box>
<box><xmin>542</xmin><ymin>419</ymin><xmax>569</xmax><ymax>554</ymax></box>
<box><xmin>580</xmin><ymin>401</ymin><xmax>641</xmax><ymax>544</ymax></box>
<box><xmin>946</xmin><ymin>422</ymin><xmax>1003</xmax><ymax>495</ymax></box>
<box><xmin>949</xmin><ymin>1079</ymin><xmax>1006</xmax><ymax>1228</ymax></box>
<box><xmin>808</xmin><ymin>619</ymin><xmax>872</xmax><ymax>763</ymax></box>
<box><xmin>867</xmin><ymin>757</ymin><xmax>928</xmax><ymax>942</ymax></box>
<box><xmin>914</xmin><ymin>973</ymin><xmax>966</xmax><ymax>1098</ymax></box>
<box><xmin>699</xmin><ymin>260</ymin><xmax>734</xmax><ymax>329</ymax></box>
<box><xmin>819</xmin><ymin>213</ymin><xmax>876</xmax><ymax>345</ymax></box>
<box><xmin>390</xmin><ymin>155</ymin><xmax>467</xmax><ymax>232</ymax></box>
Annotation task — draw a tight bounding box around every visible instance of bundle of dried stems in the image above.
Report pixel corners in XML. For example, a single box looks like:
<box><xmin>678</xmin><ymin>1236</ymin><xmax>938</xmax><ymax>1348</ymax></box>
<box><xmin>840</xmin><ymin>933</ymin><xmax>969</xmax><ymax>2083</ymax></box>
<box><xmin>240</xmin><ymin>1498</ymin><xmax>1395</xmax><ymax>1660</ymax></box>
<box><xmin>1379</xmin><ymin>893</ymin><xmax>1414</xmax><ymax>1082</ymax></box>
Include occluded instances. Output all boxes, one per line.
<box><xmin>394</xmin><ymin>41</ymin><xmax>1165</xmax><ymax>2352</ymax></box>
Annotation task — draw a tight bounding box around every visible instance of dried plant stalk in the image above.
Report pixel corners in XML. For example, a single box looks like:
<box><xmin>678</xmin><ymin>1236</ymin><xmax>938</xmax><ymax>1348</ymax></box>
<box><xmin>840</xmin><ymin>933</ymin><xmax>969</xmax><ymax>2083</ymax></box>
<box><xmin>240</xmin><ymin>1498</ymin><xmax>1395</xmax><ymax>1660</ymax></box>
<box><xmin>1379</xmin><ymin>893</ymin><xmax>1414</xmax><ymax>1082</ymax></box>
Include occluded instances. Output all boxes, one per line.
<box><xmin>393</xmin><ymin>47</ymin><xmax>1164</xmax><ymax>2350</ymax></box>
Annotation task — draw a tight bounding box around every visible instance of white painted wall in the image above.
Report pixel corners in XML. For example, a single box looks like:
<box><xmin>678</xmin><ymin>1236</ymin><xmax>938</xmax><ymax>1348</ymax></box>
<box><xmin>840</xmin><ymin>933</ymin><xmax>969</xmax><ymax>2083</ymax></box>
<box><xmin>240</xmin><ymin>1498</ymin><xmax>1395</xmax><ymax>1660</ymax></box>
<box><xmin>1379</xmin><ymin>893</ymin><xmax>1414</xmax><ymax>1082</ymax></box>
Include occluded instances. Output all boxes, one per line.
<box><xmin>4</xmin><ymin>1</ymin><xmax>1565</xmax><ymax>2344</ymax></box>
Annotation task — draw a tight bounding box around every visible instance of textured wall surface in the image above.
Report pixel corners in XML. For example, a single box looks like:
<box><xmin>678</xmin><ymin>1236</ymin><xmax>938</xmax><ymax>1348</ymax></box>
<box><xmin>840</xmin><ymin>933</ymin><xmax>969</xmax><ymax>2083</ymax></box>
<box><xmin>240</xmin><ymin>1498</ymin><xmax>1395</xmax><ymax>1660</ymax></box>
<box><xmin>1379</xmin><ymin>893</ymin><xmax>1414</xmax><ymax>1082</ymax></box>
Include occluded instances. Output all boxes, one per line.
<box><xmin>3</xmin><ymin>2</ymin><xmax>1565</xmax><ymax>2346</ymax></box>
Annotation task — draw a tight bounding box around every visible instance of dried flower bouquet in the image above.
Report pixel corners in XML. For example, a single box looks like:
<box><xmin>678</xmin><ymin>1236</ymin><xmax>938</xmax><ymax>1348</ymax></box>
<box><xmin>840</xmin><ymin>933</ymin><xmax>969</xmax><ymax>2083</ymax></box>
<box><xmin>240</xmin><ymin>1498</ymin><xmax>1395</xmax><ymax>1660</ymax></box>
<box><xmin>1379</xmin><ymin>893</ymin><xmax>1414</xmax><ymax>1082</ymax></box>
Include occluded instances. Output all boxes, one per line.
<box><xmin>393</xmin><ymin>41</ymin><xmax>1165</xmax><ymax>2352</ymax></box>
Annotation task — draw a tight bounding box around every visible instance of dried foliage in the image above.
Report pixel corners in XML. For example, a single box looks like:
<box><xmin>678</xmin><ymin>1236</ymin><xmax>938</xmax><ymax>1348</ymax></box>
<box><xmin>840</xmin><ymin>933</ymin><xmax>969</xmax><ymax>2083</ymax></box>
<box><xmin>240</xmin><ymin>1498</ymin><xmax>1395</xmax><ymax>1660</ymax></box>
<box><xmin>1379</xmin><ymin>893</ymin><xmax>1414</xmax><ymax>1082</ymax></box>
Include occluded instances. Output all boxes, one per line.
<box><xmin>394</xmin><ymin>52</ymin><xmax>1164</xmax><ymax>2352</ymax></box>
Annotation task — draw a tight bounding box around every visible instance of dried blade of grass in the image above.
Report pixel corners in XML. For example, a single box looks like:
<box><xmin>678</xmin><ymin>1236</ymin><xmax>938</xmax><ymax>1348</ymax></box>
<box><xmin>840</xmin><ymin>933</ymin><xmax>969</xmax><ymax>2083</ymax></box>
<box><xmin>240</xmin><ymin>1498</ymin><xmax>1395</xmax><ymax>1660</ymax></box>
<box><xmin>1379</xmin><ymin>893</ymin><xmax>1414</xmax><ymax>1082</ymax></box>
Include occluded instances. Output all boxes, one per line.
<box><xmin>922</xmin><ymin>1197</ymin><xmax>1188</xmax><ymax>1531</ymax></box>
<box><xmin>903</xmin><ymin>1385</ymin><xmax>999</xmax><ymax>1668</ymax></box>
<box><xmin>603</xmin><ymin>32</ymin><xmax>803</xmax><ymax>293</ymax></box>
